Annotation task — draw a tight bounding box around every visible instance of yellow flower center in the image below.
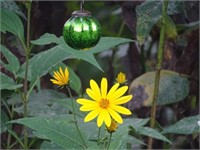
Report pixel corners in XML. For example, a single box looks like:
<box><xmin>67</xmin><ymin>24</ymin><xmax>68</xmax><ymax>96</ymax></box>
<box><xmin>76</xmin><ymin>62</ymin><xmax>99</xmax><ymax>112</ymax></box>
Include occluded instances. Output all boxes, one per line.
<box><xmin>99</xmin><ymin>99</ymin><xmax>109</xmax><ymax>109</ymax></box>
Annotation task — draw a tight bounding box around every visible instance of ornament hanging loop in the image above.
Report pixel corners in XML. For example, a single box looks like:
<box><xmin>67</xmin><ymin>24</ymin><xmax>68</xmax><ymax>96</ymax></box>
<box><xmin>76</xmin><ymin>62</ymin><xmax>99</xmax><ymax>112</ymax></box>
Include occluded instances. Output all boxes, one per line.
<box><xmin>80</xmin><ymin>0</ymin><xmax>84</xmax><ymax>10</ymax></box>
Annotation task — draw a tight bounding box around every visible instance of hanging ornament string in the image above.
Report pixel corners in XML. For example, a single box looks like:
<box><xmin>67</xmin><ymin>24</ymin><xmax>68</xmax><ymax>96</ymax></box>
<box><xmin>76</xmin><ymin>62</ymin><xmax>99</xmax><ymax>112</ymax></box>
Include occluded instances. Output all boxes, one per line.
<box><xmin>80</xmin><ymin>0</ymin><xmax>84</xmax><ymax>10</ymax></box>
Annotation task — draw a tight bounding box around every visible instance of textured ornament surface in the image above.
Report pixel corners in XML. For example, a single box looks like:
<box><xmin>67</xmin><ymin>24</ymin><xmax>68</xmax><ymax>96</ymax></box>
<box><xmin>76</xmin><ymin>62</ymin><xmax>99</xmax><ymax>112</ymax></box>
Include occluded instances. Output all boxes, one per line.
<box><xmin>63</xmin><ymin>14</ymin><xmax>101</xmax><ymax>50</ymax></box>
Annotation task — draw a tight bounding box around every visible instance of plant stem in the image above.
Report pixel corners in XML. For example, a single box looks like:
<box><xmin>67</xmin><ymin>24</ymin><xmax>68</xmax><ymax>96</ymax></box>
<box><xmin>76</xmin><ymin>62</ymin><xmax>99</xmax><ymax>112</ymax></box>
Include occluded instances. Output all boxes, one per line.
<box><xmin>23</xmin><ymin>1</ymin><xmax>32</xmax><ymax>149</ymax></box>
<box><xmin>106</xmin><ymin>133</ymin><xmax>112</xmax><ymax>150</ymax></box>
<box><xmin>147</xmin><ymin>1</ymin><xmax>169</xmax><ymax>150</ymax></box>
<box><xmin>67</xmin><ymin>87</ymin><xmax>87</xmax><ymax>149</ymax></box>
<box><xmin>97</xmin><ymin>127</ymin><xmax>101</xmax><ymax>141</ymax></box>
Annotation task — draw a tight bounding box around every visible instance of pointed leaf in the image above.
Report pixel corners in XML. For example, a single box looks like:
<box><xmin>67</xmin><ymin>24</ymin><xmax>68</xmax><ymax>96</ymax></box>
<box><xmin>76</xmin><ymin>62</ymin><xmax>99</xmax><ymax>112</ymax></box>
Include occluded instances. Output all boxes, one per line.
<box><xmin>0</xmin><ymin>72</ymin><xmax>23</xmax><ymax>90</ymax></box>
<box><xmin>0</xmin><ymin>44</ymin><xmax>20</xmax><ymax>74</ymax></box>
<box><xmin>17</xmin><ymin>45</ymin><xmax>102</xmax><ymax>81</ymax></box>
<box><xmin>13</xmin><ymin>89</ymin><xmax>67</xmax><ymax>116</ymax></box>
<box><xmin>0</xmin><ymin>9</ymin><xmax>24</xmax><ymax>42</ymax></box>
<box><xmin>1</xmin><ymin>0</ymin><xmax>26</xmax><ymax>20</ymax></box>
<box><xmin>8</xmin><ymin>115</ymin><xmax>87</xmax><ymax>149</ymax></box>
<box><xmin>162</xmin><ymin>115</ymin><xmax>200</xmax><ymax>134</ymax></box>
<box><xmin>135</xmin><ymin>127</ymin><xmax>172</xmax><ymax>144</ymax></box>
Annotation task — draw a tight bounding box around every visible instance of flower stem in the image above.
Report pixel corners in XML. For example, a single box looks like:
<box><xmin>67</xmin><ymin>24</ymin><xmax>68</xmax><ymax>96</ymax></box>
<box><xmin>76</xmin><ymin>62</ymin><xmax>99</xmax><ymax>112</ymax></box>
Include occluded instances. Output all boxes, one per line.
<box><xmin>106</xmin><ymin>133</ymin><xmax>112</xmax><ymax>150</ymax></box>
<box><xmin>97</xmin><ymin>127</ymin><xmax>101</xmax><ymax>144</ymax></box>
<box><xmin>23</xmin><ymin>1</ymin><xmax>32</xmax><ymax>149</ymax></box>
<box><xmin>147</xmin><ymin>1</ymin><xmax>169</xmax><ymax>149</ymax></box>
<box><xmin>67</xmin><ymin>87</ymin><xmax>87</xmax><ymax>148</ymax></box>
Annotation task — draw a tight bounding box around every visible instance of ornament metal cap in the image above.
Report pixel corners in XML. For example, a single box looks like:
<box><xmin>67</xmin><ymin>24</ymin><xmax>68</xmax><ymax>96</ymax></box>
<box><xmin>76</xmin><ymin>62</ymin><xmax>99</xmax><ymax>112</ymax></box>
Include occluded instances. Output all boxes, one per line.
<box><xmin>72</xmin><ymin>10</ymin><xmax>91</xmax><ymax>17</ymax></box>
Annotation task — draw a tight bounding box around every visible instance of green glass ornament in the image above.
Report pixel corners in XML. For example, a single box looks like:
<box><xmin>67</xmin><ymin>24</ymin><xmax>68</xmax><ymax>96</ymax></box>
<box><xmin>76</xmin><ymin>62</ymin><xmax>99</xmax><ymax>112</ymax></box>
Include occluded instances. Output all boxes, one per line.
<box><xmin>63</xmin><ymin>10</ymin><xmax>101</xmax><ymax>50</ymax></box>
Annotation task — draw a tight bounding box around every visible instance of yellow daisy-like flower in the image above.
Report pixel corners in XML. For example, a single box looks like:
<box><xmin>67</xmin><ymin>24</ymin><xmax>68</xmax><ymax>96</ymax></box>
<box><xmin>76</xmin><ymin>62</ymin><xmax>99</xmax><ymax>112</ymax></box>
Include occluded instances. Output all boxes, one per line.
<box><xmin>77</xmin><ymin>77</ymin><xmax>132</xmax><ymax>127</ymax></box>
<box><xmin>50</xmin><ymin>67</ymin><xmax>69</xmax><ymax>87</ymax></box>
<box><xmin>116</xmin><ymin>72</ymin><xmax>126</xmax><ymax>84</ymax></box>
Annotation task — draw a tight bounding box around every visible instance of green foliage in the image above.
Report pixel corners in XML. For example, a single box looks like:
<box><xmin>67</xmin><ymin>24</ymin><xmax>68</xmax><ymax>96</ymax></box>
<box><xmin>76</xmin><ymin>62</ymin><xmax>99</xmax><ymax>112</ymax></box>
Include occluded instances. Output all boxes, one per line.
<box><xmin>0</xmin><ymin>45</ymin><xmax>20</xmax><ymax>75</ymax></box>
<box><xmin>0</xmin><ymin>72</ymin><xmax>23</xmax><ymax>90</ymax></box>
<box><xmin>12</xmin><ymin>89</ymin><xmax>67</xmax><ymax>116</ymax></box>
<box><xmin>135</xmin><ymin>127</ymin><xmax>172</xmax><ymax>144</ymax></box>
<box><xmin>136</xmin><ymin>0</ymin><xmax>185</xmax><ymax>44</ymax></box>
<box><xmin>8</xmin><ymin>115</ymin><xmax>87</xmax><ymax>149</ymax></box>
<box><xmin>129</xmin><ymin>70</ymin><xmax>189</xmax><ymax>107</ymax></box>
<box><xmin>0</xmin><ymin>9</ymin><xmax>24</xmax><ymax>42</ymax></box>
<box><xmin>1</xmin><ymin>1</ymin><xmax>198</xmax><ymax>149</ymax></box>
<box><xmin>136</xmin><ymin>1</ymin><xmax>162</xmax><ymax>44</ymax></box>
<box><xmin>162</xmin><ymin>115</ymin><xmax>200</xmax><ymax>134</ymax></box>
<box><xmin>1</xmin><ymin>110</ymin><xmax>9</xmax><ymax>134</ymax></box>
<box><xmin>0</xmin><ymin>0</ymin><xmax>26</xmax><ymax>20</ymax></box>
<box><xmin>17</xmin><ymin>33</ymin><xmax>133</xmax><ymax>83</ymax></box>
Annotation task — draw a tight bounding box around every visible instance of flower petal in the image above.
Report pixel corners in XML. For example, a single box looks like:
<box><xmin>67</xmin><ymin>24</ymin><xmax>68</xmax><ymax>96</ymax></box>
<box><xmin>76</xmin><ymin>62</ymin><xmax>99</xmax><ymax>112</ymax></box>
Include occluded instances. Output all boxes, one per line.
<box><xmin>97</xmin><ymin>109</ymin><xmax>105</xmax><ymax>127</ymax></box>
<box><xmin>84</xmin><ymin>109</ymin><xmax>100</xmax><ymax>122</ymax></box>
<box><xmin>108</xmin><ymin>108</ymin><xmax>123</xmax><ymax>124</ymax></box>
<box><xmin>90</xmin><ymin>79</ymin><xmax>101</xmax><ymax>99</ymax></box>
<box><xmin>107</xmin><ymin>83</ymin><xmax>119</xmax><ymax>100</ymax></box>
<box><xmin>50</xmin><ymin>79</ymin><xmax>62</xmax><ymax>86</ymax></box>
<box><xmin>109</xmin><ymin>86</ymin><xmax>128</xmax><ymax>100</ymax></box>
<box><xmin>54</xmin><ymin>72</ymin><xmax>62</xmax><ymax>81</ymax></box>
<box><xmin>80</xmin><ymin>104</ymin><xmax>97</xmax><ymax>111</ymax></box>
<box><xmin>86</xmin><ymin>88</ymin><xmax>100</xmax><ymax>102</ymax></box>
<box><xmin>111</xmin><ymin>105</ymin><xmax>132</xmax><ymax>115</ymax></box>
<box><xmin>65</xmin><ymin>68</ymin><xmax>69</xmax><ymax>78</ymax></box>
<box><xmin>104</xmin><ymin>110</ymin><xmax>111</xmax><ymax>127</ymax></box>
<box><xmin>77</xmin><ymin>98</ymin><xmax>96</xmax><ymax>105</ymax></box>
<box><xmin>112</xmin><ymin>95</ymin><xmax>132</xmax><ymax>105</ymax></box>
<box><xmin>101</xmin><ymin>78</ymin><xmax>107</xmax><ymax>99</ymax></box>
<box><xmin>59</xmin><ymin>67</ymin><xmax>65</xmax><ymax>78</ymax></box>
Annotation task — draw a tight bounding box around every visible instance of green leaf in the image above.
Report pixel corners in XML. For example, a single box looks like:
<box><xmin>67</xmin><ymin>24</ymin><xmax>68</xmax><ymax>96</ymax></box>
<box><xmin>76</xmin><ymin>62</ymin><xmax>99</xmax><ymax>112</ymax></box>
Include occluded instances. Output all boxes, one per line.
<box><xmin>167</xmin><ymin>0</ymin><xmax>185</xmax><ymax>15</ymax></box>
<box><xmin>13</xmin><ymin>89</ymin><xmax>67</xmax><ymax>116</ymax></box>
<box><xmin>31</xmin><ymin>33</ymin><xmax>61</xmax><ymax>45</ymax></box>
<box><xmin>136</xmin><ymin>1</ymin><xmax>162</xmax><ymax>44</ymax></box>
<box><xmin>135</xmin><ymin>127</ymin><xmax>172</xmax><ymax>144</ymax></box>
<box><xmin>0</xmin><ymin>44</ymin><xmax>20</xmax><ymax>74</ymax></box>
<box><xmin>17</xmin><ymin>45</ymin><xmax>101</xmax><ymax>81</ymax></box>
<box><xmin>162</xmin><ymin>115</ymin><xmax>200</xmax><ymax>134</ymax></box>
<box><xmin>129</xmin><ymin>70</ymin><xmax>189</xmax><ymax>108</ymax></box>
<box><xmin>8</xmin><ymin>115</ymin><xmax>87</xmax><ymax>149</ymax></box>
<box><xmin>110</xmin><ymin>118</ymin><xmax>148</xmax><ymax>149</ymax></box>
<box><xmin>1</xmin><ymin>0</ymin><xmax>26</xmax><ymax>20</ymax></box>
<box><xmin>55</xmin><ymin>98</ymin><xmax>84</xmax><ymax>117</ymax></box>
<box><xmin>0</xmin><ymin>72</ymin><xmax>23</xmax><ymax>90</ymax></box>
<box><xmin>49</xmin><ymin>63</ymin><xmax>82</xmax><ymax>94</ymax></box>
<box><xmin>1</xmin><ymin>110</ymin><xmax>9</xmax><ymax>133</ymax></box>
<box><xmin>40</xmin><ymin>141</ymin><xmax>63</xmax><ymax>149</ymax></box>
<box><xmin>88</xmin><ymin>37</ymin><xmax>134</xmax><ymax>54</ymax></box>
<box><xmin>0</xmin><ymin>9</ymin><xmax>24</xmax><ymax>42</ymax></box>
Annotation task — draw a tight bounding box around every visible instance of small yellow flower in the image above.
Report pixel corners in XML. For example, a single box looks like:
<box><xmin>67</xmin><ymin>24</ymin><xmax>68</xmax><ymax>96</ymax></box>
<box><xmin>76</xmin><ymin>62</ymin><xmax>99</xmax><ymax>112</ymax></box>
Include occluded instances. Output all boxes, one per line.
<box><xmin>50</xmin><ymin>67</ymin><xmax>69</xmax><ymax>87</ymax></box>
<box><xmin>106</xmin><ymin>119</ymin><xmax>118</xmax><ymax>133</ymax></box>
<box><xmin>116</xmin><ymin>72</ymin><xmax>126</xmax><ymax>84</ymax></box>
<box><xmin>77</xmin><ymin>77</ymin><xmax>132</xmax><ymax>127</ymax></box>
